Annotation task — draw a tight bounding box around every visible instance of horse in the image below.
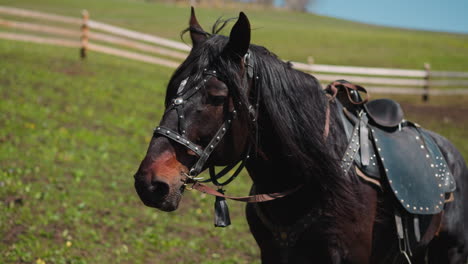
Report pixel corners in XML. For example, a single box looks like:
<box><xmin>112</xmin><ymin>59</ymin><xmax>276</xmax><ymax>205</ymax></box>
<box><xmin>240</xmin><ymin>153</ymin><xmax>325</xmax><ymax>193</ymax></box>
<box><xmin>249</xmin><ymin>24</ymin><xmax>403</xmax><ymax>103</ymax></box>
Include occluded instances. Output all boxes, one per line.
<box><xmin>133</xmin><ymin>8</ymin><xmax>468</xmax><ymax>263</ymax></box>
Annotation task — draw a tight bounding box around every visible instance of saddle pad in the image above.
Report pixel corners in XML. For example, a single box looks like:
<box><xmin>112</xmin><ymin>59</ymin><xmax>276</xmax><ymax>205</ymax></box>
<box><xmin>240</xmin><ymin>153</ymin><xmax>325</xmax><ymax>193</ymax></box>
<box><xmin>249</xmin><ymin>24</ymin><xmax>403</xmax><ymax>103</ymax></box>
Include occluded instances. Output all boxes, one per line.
<box><xmin>372</xmin><ymin>125</ymin><xmax>448</xmax><ymax>215</ymax></box>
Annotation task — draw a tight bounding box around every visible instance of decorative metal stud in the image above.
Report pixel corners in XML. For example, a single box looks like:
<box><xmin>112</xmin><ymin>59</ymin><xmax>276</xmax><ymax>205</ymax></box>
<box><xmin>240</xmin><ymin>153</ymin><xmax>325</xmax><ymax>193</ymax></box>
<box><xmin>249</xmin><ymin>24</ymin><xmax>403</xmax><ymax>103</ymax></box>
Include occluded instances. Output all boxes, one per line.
<box><xmin>166</xmin><ymin>131</ymin><xmax>170</xmax><ymax>135</ymax></box>
<box><xmin>406</xmin><ymin>204</ymin><xmax>410</xmax><ymax>208</ymax></box>
<box><xmin>210</xmin><ymin>145</ymin><xmax>214</xmax><ymax>149</ymax></box>
<box><xmin>176</xmin><ymin>136</ymin><xmax>180</xmax><ymax>139</ymax></box>
<box><xmin>413</xmin><ymin>206</ymin><xmax>417</xmax><ymax>210</ymax></box>
<box><xmin>416</xmin><ymin>136</ymin><xmax>420</xmax><ymax>140</ymax></box>
<box><xmin>421</xmin><ymin>145</ymin><xmax>425</xmax><ymax>149</ymax></box>
<box><xmin>174</xmin><ymin>97</ymin><xmax>184</xmax><ymax>105</ymax></box>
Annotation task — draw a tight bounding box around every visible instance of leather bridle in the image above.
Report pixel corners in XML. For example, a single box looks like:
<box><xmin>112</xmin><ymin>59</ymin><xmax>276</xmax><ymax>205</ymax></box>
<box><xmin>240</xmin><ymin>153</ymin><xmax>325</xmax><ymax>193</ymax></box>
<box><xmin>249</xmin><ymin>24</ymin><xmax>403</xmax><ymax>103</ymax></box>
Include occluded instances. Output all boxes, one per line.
<box><xmin>154</xmin><ymin>68</ymin><xmax>249</xmax><ymax>184</ymax></box>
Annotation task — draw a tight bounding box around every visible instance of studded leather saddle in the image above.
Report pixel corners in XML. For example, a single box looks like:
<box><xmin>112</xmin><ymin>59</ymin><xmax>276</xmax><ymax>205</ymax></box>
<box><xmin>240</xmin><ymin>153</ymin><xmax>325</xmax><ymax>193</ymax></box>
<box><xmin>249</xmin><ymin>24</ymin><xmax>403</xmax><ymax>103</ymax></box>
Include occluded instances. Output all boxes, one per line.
<box><xmin>328</xmin><ymin>80</ymin><xmax>456</xmax><ymax>214</ymax></box>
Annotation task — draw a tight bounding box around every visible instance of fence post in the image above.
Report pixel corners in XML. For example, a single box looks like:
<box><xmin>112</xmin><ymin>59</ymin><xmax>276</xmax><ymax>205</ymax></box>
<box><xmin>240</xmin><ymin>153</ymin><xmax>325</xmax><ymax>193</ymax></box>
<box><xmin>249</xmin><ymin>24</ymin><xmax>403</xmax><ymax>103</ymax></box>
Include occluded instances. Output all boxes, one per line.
<box><xmin>80</xmin><ymin>10</ymin><xmax>89</xmax><ymax>59</ymax></box>
<box><xmin>422</xmin><ymin>63</ymin><xmax>430</xmax><ymax>102</ymax></box>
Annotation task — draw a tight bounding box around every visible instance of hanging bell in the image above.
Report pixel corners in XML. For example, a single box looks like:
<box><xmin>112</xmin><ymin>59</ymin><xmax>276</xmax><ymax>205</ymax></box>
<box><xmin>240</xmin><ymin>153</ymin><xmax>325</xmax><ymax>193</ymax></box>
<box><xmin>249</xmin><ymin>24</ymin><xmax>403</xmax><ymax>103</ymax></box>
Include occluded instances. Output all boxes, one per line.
<box><xmin>214</xmin><ymin>189</ymin><xmax>231</xmax><ymax>227</ymax></box>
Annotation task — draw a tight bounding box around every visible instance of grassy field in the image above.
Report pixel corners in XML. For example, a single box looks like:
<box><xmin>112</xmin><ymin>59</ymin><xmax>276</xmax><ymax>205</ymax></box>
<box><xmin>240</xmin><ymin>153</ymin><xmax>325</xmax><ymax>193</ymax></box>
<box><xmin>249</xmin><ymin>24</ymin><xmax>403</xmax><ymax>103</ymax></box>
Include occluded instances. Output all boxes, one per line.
<box><xmin>0</xmin><ymin>1</ymin><xmax>467</xmax><ymax>263</ymax></box>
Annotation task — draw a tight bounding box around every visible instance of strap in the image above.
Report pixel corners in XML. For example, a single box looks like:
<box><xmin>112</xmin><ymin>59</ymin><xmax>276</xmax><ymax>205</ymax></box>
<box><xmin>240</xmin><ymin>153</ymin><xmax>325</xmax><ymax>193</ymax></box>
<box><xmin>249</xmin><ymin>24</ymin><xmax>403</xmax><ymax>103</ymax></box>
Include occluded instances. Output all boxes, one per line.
<box><xmin>188</xmin><ymin>181</ymin><xmax>302</xmax><ymax>203</ymax></box>
<box><xmin>154</xmin><ymin>126</ymin><xmax>203</xmax><ymax>156</ymax></box>
<box><xmin>190</xmin><ymin>114</ymin><xmax>234</xmax><ymax>175</ymax></box>
<box><xmin>325</xmin><ymin>80</ymin><xmax>369</xmax><ymax>105</ymax></box>
<box><xmin>359</xmin><ymin>114</ymin><xmax>370</xmax><ymax>166</ymax></box>
<box><xmin>206</xmin><ymin>144</ymin><xmax>251</xmax><ymax>186</ymax></box>
<box><xmin>340</xmin><ymin>115</ymin><xmax>361</xmax><ymax>174</ymax></box>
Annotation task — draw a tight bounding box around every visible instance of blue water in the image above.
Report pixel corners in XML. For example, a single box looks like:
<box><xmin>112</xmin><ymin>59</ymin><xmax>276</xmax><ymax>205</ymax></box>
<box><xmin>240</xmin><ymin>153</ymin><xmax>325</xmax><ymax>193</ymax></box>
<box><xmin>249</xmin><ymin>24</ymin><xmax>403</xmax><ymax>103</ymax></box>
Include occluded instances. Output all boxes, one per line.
<box><xmin>275</xmin><ymin>0</ymin><xmax>468</xmax><ymax>34</ymax></box>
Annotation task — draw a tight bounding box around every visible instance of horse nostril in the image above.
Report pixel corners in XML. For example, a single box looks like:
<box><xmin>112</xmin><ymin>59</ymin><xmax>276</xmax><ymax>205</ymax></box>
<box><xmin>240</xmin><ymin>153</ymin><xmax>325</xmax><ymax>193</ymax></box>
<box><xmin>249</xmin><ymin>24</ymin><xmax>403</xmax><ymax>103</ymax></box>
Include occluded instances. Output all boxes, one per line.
<box><xmin>149</xmin><ymin>180</ymin><xmax>170</xmax><ymax>198</ymax></box>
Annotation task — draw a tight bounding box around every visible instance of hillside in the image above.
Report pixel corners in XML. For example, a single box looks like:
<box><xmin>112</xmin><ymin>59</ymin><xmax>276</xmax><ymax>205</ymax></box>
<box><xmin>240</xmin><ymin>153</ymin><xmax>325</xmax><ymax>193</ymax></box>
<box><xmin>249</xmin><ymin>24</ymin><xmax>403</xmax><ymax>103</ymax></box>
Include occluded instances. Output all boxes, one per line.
<box><xmin>1</xmin><ymin>0</ymin><xmax>468</xmax><ymax>70</ymax></box>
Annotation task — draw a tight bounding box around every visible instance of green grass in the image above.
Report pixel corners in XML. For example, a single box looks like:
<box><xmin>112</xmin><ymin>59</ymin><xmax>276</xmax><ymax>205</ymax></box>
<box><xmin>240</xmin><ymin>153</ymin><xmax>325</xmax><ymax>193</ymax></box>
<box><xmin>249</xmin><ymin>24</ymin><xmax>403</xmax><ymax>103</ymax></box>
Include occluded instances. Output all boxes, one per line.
<box><xmin>0</xmin><ymin>1</ymin><xmax>467</xmax><ymax>263</ymax></box>
<box><xmin>0</xmin><ymin>40</ymin><xmax>258</xmax><ymax>264</ymax></box>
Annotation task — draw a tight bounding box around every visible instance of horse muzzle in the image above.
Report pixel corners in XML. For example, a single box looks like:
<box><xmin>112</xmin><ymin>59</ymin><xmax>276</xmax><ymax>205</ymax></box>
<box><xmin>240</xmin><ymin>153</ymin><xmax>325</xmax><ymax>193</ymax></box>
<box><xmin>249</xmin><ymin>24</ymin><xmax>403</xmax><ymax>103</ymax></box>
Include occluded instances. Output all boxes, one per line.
<box><xmin>133</xmin><ymin>173</ymin><xmax>185</xmax><ymax>212</ymax></box>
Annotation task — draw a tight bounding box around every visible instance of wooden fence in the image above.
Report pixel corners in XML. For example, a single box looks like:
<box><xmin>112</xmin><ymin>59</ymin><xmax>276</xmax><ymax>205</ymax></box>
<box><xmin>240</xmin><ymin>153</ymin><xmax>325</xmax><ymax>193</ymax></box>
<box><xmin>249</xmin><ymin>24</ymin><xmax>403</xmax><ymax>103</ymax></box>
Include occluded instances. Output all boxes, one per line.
<box><xmin>1</xmin><ymin>5</ymin><xmax>467</xmax><ymax>98</ymax></box>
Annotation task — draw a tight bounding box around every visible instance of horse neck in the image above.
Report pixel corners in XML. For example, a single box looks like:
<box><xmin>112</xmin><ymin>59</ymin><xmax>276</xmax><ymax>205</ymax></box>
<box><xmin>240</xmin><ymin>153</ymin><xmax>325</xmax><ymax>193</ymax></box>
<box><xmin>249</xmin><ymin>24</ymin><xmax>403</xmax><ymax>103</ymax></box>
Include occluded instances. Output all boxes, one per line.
<box><xmin>244</xmin><ymin>118</ymin><xmax>326</xmax><ymax>224</ymax></box>
<box><xmin>243</xmin><ymin>61</ymin><xmax>336</xmax><ymax>223</ymax></box>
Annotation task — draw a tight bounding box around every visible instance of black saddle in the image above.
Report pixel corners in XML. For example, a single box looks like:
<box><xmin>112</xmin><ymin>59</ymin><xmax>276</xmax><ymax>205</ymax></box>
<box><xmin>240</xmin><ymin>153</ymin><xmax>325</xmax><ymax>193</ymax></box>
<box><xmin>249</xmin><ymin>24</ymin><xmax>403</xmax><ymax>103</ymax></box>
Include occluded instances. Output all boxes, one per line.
<box><xmin>329</xmin><ymin>80</ymin><xmax>456</xmax><ymax>214</ymax></box>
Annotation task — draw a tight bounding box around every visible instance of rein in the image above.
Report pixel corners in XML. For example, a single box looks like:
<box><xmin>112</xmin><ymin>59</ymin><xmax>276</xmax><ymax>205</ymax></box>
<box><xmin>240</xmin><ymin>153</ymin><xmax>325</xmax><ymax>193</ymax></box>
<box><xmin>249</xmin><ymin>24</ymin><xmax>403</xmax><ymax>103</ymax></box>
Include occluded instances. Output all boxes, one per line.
<box><xmin>186</xmin><ymin>180</ymin><xmax>302</xmax><ymax>203</ymax></box>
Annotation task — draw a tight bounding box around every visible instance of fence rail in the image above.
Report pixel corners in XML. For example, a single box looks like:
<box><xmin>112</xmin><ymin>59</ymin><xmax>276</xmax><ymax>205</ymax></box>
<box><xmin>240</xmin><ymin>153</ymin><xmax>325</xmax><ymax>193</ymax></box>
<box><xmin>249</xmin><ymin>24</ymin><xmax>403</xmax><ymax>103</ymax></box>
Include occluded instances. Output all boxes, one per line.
<box><xmin>1</xmin><ymin>5</ymin><xmax>467</xmax><ymax>97</ymax></box>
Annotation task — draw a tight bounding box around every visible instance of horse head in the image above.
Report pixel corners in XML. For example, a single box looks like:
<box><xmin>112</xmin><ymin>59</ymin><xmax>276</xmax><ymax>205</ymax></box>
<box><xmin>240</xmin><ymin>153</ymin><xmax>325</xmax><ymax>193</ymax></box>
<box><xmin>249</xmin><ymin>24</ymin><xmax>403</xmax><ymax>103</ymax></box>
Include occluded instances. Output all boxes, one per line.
<box><xmin>134</xmin><ymin>8</ymin><xmax>254</xmax><ymax>211</ymax></box>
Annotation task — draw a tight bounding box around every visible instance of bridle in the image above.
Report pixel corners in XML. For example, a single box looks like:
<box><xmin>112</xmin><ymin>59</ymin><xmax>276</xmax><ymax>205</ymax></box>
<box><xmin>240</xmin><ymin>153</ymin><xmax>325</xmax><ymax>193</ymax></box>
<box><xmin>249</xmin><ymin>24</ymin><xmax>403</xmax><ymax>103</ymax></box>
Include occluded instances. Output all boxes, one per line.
<box><xmin>153</xmin><ymin>66</ymin><xmax>252</xmax><ymax>187</ymax></box>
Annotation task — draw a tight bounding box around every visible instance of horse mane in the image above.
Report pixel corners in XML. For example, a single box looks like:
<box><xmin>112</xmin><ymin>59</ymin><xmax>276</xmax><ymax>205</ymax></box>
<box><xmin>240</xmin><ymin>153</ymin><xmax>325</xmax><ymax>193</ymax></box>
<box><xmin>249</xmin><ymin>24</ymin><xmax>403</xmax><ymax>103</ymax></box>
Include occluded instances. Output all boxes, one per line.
<box><xmin>172</xmin><ymin>18</ymin><xmax>360</xmax><ymax>218</ymax></box>
<box><xmin>249</xmin><ymin>45</ymin><xmax>361</xmax><ymax>218</ymax></box>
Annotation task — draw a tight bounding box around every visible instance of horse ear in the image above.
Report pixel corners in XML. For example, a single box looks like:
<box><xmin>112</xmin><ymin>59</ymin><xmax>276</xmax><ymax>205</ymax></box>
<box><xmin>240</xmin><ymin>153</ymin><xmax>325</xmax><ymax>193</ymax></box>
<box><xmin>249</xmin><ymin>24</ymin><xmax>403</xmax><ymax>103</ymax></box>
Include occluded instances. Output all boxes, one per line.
<box><xmin>189</xmin><ymin>7</ymin><xmax>207</xmax><ymax>49</ymax></box>
<box><xmin>226</xmin><ymin>12</ymin><xmax>251</xmax><ymax>58</ymax></box>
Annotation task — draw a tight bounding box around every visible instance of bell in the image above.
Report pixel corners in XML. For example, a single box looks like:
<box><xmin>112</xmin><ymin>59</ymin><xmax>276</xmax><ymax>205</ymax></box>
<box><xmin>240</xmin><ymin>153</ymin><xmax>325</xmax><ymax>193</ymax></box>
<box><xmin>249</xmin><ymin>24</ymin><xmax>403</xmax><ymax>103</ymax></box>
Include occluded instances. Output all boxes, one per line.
<box><xmin>214</xmin><ymin>189</ymin><xmax>231</xmax><ymax>227</ymax></box>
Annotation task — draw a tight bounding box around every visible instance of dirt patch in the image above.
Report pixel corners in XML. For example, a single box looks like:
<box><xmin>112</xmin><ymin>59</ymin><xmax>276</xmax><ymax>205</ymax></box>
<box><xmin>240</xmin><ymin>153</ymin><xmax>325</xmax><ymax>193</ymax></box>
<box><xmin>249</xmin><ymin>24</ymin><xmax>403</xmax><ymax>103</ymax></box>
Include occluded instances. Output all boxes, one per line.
<box><xmin>400</xmin><ymin>102</ymin><xmax>468</xmax><ymax>128</ymax></box>
<box><xmin>56</xmin><ymin>63</ymin><xmax>94</xmax><ymax>77</ymax></box>
<box><xmin>3</xmin><ymin>195</ymin><xmax>24</xmax><ymax>207</ymax></box>
<box><xmin>2</xmin><ymin>224</ymin><xmax>26</xmax><ymax>244</ymax></box>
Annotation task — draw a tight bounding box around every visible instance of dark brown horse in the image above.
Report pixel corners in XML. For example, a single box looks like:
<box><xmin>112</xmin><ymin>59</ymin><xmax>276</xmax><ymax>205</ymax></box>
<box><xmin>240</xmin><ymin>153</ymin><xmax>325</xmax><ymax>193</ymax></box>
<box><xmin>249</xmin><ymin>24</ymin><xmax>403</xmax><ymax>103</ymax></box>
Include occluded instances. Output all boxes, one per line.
<box><xmin>134</xmin><ymin>9</ymin><xmax>468</xmax><ymax>263</ymax></box>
